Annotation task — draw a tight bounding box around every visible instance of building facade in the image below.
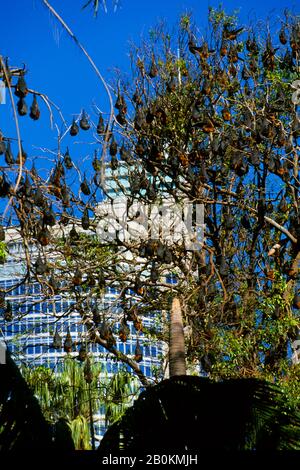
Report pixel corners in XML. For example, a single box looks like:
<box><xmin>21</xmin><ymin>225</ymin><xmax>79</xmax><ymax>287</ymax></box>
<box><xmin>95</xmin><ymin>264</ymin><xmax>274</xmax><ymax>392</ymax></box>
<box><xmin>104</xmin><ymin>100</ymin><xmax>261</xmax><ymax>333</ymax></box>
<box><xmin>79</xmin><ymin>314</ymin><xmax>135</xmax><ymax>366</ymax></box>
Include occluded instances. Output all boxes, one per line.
<box><xmin>0</xmin><ymin>225</ymin><xmax>164</xmax><ymax>444</ymax></box>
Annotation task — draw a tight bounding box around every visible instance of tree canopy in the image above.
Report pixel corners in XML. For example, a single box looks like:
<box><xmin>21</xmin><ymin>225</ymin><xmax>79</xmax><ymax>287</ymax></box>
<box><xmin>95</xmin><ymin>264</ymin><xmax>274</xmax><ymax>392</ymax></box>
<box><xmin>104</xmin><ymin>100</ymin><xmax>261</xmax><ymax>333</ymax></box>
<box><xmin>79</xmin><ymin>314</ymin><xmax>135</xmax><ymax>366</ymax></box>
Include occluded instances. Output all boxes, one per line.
<box><xmin>0</xmin><ymin>5</ymin><xmax>300</xmax><ymax>409</ymax></box>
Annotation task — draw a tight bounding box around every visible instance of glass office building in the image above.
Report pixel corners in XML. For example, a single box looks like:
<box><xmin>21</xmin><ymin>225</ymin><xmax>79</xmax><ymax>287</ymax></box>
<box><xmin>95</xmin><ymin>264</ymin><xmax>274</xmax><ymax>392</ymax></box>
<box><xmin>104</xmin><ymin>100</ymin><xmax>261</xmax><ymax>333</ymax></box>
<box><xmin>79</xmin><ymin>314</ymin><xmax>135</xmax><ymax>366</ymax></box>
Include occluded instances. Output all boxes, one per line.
<box><xmin>0</xmin><ymin>163</ymin><xmax>166</xmax><ymax>443</ymax></box>
<box><xmin>0</xmin><ymin>229</ymin><xmax>164</xmax><ymax>443</ymax></box>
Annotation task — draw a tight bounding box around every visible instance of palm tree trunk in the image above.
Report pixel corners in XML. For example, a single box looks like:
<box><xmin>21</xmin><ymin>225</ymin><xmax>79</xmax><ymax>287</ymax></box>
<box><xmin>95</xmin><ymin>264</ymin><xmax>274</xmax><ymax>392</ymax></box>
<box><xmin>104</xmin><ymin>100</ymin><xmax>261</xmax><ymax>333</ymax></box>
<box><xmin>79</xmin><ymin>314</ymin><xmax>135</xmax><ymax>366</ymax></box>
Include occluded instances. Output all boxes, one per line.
<box><xmin>169</xmin><ymin>297</ymin><xmax>186</xmax><ymax>377</ymax></box>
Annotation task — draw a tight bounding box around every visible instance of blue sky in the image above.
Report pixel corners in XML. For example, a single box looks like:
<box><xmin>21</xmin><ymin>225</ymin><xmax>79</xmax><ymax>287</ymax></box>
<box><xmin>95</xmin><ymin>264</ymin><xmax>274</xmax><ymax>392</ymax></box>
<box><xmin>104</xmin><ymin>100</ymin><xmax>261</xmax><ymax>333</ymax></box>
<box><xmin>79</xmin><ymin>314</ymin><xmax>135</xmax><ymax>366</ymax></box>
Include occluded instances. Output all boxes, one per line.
<box><xmin>0</xmin><ymin>0</ymin><xmax>299</xmax><ymax>172</ymax></box>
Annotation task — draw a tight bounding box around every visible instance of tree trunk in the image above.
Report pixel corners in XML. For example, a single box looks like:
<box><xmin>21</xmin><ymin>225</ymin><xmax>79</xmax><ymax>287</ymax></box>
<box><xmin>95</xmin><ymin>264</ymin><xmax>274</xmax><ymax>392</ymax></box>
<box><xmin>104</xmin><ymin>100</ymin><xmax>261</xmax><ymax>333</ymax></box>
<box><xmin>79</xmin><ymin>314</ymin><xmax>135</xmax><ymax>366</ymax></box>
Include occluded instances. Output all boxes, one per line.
<box><xmin>169</xmin><ymin>297</ymin><xmax>186</xmax><ymax>377</ymax></box>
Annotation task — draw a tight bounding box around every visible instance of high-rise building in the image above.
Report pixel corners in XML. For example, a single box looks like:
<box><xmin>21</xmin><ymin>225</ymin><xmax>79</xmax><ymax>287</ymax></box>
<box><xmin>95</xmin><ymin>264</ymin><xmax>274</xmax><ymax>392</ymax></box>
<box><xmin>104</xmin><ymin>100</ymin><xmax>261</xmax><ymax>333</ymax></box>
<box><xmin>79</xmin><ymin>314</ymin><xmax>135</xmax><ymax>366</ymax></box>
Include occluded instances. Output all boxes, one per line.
<box><xmin>0</xmin><ymin>222</ymin><xmax>164</xmax><ymax>444</ymax></box>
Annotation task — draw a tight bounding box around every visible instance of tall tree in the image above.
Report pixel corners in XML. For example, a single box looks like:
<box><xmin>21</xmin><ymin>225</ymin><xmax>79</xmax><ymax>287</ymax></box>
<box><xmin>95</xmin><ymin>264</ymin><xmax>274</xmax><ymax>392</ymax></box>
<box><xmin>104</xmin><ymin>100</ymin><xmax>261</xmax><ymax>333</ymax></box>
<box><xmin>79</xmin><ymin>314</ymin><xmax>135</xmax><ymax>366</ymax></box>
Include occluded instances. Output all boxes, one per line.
<box><xmin>0</xmin><ymin>7</ymin><xmax>300</xmax><ymax>406</ymax></box>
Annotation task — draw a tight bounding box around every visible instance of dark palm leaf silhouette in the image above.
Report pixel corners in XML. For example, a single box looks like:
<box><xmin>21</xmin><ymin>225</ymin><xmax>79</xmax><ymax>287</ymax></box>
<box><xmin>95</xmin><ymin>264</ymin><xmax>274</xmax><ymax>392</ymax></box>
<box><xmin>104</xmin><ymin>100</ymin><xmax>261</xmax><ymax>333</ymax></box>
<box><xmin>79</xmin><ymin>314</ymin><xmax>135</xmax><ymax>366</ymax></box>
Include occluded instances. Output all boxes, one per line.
<box><xmin>0</xmin><ymin>351</ymin><xmax>74</xmax><ymax>451</ymax></box>
<box><xmin>99</xmin><ymin>376</ymin><xmax>300</xmax><ymax>452</ymax></box>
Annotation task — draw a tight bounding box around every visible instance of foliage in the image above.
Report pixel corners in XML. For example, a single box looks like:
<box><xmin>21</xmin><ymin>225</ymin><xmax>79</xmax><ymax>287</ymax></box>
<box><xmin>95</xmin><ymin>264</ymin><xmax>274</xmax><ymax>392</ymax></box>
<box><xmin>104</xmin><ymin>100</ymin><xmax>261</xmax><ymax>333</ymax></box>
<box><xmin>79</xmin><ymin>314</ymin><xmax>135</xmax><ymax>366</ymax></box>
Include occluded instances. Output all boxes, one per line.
<box><xmin>1</xmin><ymin>5</ymin><xmax>300</xmax><ymax>401</ymax></box>
<box><xmin>20</xmin><ymin>358</ymin><xmax>139</xmax><ymax>449</ymax></box>
<box><xmin>0</xmin><ymin>352</ymin><xmax>66</xmax><ymax>451</ymax></box>
<box><xmin>0</xmin><ymin>242</ymin><xmax>7</xmax><ymax>264</ymax></box>
<box><xmin>99</xmin><ymin>376</ymin><xmax>300</xmax><ymax>452</ymax></box>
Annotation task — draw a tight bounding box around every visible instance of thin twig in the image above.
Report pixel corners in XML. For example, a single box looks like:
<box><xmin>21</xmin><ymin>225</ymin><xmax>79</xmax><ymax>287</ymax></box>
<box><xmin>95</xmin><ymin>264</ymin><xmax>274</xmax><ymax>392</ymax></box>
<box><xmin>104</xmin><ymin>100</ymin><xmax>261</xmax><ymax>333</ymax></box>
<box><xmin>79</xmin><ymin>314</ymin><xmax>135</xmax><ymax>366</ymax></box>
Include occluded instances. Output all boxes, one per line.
<box><xmin>0</xmin><ymin>56</ymin><xmax>23</xmax><ymax>221</ymax></box>
<box><xmin>42</xmin><ymin>0</ymin><xmax>114</xmax><ymax>172</ymax></box>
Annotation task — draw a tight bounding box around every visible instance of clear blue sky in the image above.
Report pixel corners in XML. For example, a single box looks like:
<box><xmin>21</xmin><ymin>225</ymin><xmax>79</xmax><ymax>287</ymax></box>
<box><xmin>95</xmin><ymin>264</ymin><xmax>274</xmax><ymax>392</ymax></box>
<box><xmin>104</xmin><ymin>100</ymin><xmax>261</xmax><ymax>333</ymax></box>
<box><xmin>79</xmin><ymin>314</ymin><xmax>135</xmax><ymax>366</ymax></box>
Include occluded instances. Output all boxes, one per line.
<box><xmin>0</xmin><ymin>0</ymin><xmax>299</xmax><ymax>171</ymax></box>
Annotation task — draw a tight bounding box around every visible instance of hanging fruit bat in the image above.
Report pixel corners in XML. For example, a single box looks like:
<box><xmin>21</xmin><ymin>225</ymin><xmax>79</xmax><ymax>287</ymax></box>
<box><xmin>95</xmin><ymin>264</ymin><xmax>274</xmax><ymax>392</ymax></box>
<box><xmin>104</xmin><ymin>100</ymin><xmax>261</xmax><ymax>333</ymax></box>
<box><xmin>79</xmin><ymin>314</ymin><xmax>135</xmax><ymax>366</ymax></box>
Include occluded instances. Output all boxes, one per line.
<box><xmin>109</xmin><ymin>136</ymin><xmax>118</xmax><ymax>156</ymax></box>
<box><xmin>29</xmin><ymin>94</ymin><xmax>40</xmax><ymax>120</ymax></box>
<box><xmin>16</xmin><ymin>145</ymin><xmax>27</xmax><ymax>165</ymax></box>
<box><xmin>43</xmin><ymin>204</ymin><xmax>56</xmax><ymax>227</ymax></box>
<box><xmin>80</xmin><ymin>175</ymin><xmax>91</xmax><ymax>196</ymax></box>
<box><xmin>221</xmin><ymin>107</ymin><xmax>231</xmax><ymax>121</ymax></box>
<box><xmin>133</xmin><ymin>316</ymin><xmax>143</xmax><ymax>332</ymax></box>
<box><xmin>266</xmin><ymin>201</ymin><xmax>273</xmax><ymax>213</ymax></box>
<box><xmin>37</xmin><ymin>226</ymin><xmax>50</xmax><ymax>247</ymax></box>
<box><xmin>63</xmin><ymin>147</ymin><xmax>73</xmax><ymax>169</ymax></box>
<box><xmin>220</xmin><ymin>40</ymin><xmax>228</xmax><ymax>56</ymax></box>
<box><xmin>134</xmin><ymin>108</ymin><xmax>145</xmax><ymax>130</ymax></box>
<box><xmin>191</xmin><ymin>100</ymin><xmax>203</xmax><ymax>122</ymax></box>
<box><xmin>53</xmin><ymin>328</ymin><xmax>62</xmax><ymax>349</ymax></box>
<box><xmin>134</xmin><ymin>338</ymin><xmax>143</xmax><ymax>362</ymax></box>
<box><xmin>93</xmin><ymin>306</ymin><xmax>101</xmax><ymax>325</ymax></box>
<box><xmin>202</xmin><ymin>117</ymin><xmax>216</xmax><ymax>133</ymax></box>
<box><xmin>73</xmin><ymin>268</ymin><xmax>82</xmax><ymax>286</ymax></box>
<box><xmin>5</xmin><ymin>141</ymin><xmax>14</xmax><ymax>165</ymax></box>
<box><xmin>244</xmin><ymin>83</ymin><xmax>251</xmax><ymax>96</ymax></box>
<box><xmin>281</xmin><ymin>49</ymin><xmax>294</xmax><ymax>70</ymax></box>
<box><xmin>132</xmin><ymin>89</ymin><xmax>142</xmax><ymax>105</ymax></box>
<box><xmin>278</xmin><ymin>195</ymin><xmax>289</xmax><ymax>213</ymax></box>
<box><xmin>228</xmin><ymin>44</ymin><xmax>239</xmax><ymax>63</ymax></box>
<box><xmin>98</xmin><ymin>271</ymin><xmax>106</xmax><ymax>289</ymax></box>
<box><xmin>166</xmin><ymin>74</ymin><xmax>176</xmax><ymax>93</ymax></box>
<box><xmin>49</xmin><ymin>274</ymin><xmax>60</xmax><ymax>293</ymax></box>
<box><xmin>115</xmin><ymin>91</ymin><xmax>125</xmax><ymax>110</ymax></box>
<box><xmin>147</xmin><ymin>183</ymin><xmax>156</xmax><ymax>200</ymax></box>
<box><xmin>0</xmin><ymin>291</ymin><xmax>5</xmax><ymax>308</ymax></box>
<box><xmin>119</xmin><ymin>144</ymin><xmax>133</xmax><ymax>164</ymax></box>
<box><xmin>78</xmin><ymin>345</ymin><xmax>87</xmax><ymax>362</ymax></box>
<box><xmin>34</xmin><ymin>187</ymin><xmax>44</xmax><ymax>207</ymax></box>
<box><xmin>70</xmin><ymin>225</ymin><xmax>79</xmax><ymax>241</ymax></box>
<box><xmin>79</xmin><ymin>110</ymin><xmax>90</xmax><ymax>130</ymax></box>
<box><xmin>14</xmin><ymin>75</ymin><xmax>28</xmax><ymax>97</ymax></box>
<box><xmin>241</xmin><ymin>215</ymin><xmax>251</xmax><ymax>230</ymax></box>
<box><xmin>61</xmin><ymin>184</ymin><xmax>70</xmax><ymax>207</ymax></box>
<box><xmin>58</xmin><ymin>212</ymin><xmax>67</xmax><ymax>226</ymax></box>
<box><xmin>223</xmin><ymin>25</ymin><xmax>244</xmax><ymax>41</ymax></box>
<box><xmin>188</xmin><ymin>39</ymin><xmax>214</xmax><ymax>59</ymax></box>
<box><xmin>134</xmin><ymin>276</ymin><xmax>144</xmax><ymax>295</ymax></box>
<box><xmin>202</xmin><ymin>79</ymin><xmax>211</xmax><ymax>95</ymax></box>
<box><xmin>81</xmin><ymin>208</ymin><xmax>90</xmax><ymax>230</ymax></box>
<box><xmin>0</xmin><ymin>225</ymin><xmax>5</xmax><ymax>242</ymax></box>
<box><xmin>35</xmin><ymin>255</ymin><xmax>47</xmax><ymax>275</ymax></box>
<box><xmin>293</xmin><ymin>295</ymin><xmax>300</xmax><ymax>309</ymax></box>
<box><xmin>241</xmin><ymin>65</ymin><xmax>251</xmax><ymax>80</ymax></box>
<box><xmin>99</xmin><ymin>321</ymin><xmax>116</xmax><ymax>347</ymax></box>
<box><xmin>84</xmin><ymin>357</ymin><xmax>93</xmax><ymax>383</ymax></box>
<box><xmin>63</xmin><ymin>327</ymin><xmax>73</xmax><ymax>353</ymax></box>
<box><xmin>96</xmin><ymin>113</ymin><xmax>105</xmax><ymax>134</ymax></box>
<box><xmin>23</xmin><ymin>174</ymin><xmax>31</xmax><ymax>197</ymax></box>
<box><xmin>250</xmin><ymin>152</ymin><xmax>260</xmax><ymax>167</ymax></box>
<box><xmin>111</xmin><ymin>154</ymin><xmax>118</xmax><ymax>171</ymax></box>
<box><xmin>246</xmin><ymin>36</ymin><xmax>259</xmax><ymax>55</ymax></box>
<box><xmin>127</xmin><ymin>304</ymin><xmax>138</xmax><ymax>322</ymax></box>
<box><xmin>87</xmin><ymin>274</ymin><xmax>96</xmax><ymax>287</ymax></box>
<box><xmin>224</xmin><ymin>212</ymin><xmax>235</xmax><ymax>230</ymax></box>
<box><xmin>92</xmin><ymin>151</ymin><xmax>101</xmax><ymax>172</ymax></box>
<box><xmin>17</xmin><ymin>97</ymin><xmax>27</xmax><ymax>116</ymax></box>
<box><xmin>119</xmin><ymin>318</ymin><xmax>130</xmax><ymax>343</ymax></box>
<box><xmin>219</xmin><ymin>256</ymin><xmax>229</xmax><ymax>277</ymax></box>
<box><xmin>146</xmin><ymin>106</ymin><xmax>155</xmax><ymax>124</ymax></box>
<box><xmin>279</xmin><ymin>27</ymin><xmax>287</xmax><ymax>45</ymax></box>
<box><xmin>148</xmin><ymin>55</ymin><xmax>158</xmax><ymax>78</ymax></box>
<box><xmin>0</xmin><ymin>173</ymin><xmax>11</xmax><ymax>197</ymax></box>
<box><xmin>4</xmin><ymin>301</ymin><xmax>12</xmax><ymax>321</ymax></box>
<box><xmin>116</xmin><ymin>112</ymin><xmax>127</xmax><ymax>126</ymax></box>
<box><xmin>290</xmin><ymin>26</ymin><xmax>300</xmax><ymax>52</ymax></box>
<box><xmin>0</xmin><ymin>139</ymin><xmax>5</xmax><ymax>155</ymax></box>
<box><xmin>150</xmin><ymin>263</ymin><xmax>159</xmax><ymax>283</ymax></box>
<box><xmin>70</xmin><ymin>118</ymin><xmax>79</xmax><ymax>136</ymax></box>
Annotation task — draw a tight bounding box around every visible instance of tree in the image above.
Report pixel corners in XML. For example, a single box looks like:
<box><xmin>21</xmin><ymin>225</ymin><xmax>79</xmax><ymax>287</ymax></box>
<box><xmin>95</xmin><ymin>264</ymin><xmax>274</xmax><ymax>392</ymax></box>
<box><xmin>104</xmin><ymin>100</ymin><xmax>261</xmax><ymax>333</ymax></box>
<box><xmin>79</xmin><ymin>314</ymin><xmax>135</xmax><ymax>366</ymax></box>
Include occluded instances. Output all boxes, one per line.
<box><xmin>99</xmin><ymin>376</ymin><xmax>300</xmax><ymax>452</ymax></box>
<box><xmin>1</xmin><ymin>6</ymin><xmax>300</xmax><ymax>405</ymax></box>
<box><xmin>21</xmin><ymin>358</ymin><xmax>139</xmax><ymax>450</ymax></box>
<box><xmin>100</xmin><ymin>6</ymin><xmax>300</xmax><ymax>393</ymax></box>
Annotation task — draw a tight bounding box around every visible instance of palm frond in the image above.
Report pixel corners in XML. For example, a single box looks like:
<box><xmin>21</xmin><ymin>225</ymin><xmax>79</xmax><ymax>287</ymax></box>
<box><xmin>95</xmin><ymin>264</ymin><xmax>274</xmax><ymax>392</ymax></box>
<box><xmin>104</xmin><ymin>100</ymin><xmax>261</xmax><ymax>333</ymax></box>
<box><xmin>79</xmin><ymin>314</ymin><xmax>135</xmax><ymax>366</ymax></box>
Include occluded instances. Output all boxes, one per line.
<box><xmin>99</xmin><ymin>376</ymin><xmax>300</xmax><ymax>453</ymax></box>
